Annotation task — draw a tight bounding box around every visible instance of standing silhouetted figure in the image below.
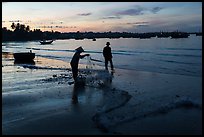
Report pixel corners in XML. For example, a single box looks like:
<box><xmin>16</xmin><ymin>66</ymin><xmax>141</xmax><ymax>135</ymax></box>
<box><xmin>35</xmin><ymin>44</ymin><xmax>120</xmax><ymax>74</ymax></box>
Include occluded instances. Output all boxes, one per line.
<box><xmin>70</xmin><ymin>46</ymin><xmax>89</xmax><ymax>81</ymax></box>
<box><xmin>103</xmin><ymin>42</ymin><xmax>114</xmax><ymax>70</ymax></box>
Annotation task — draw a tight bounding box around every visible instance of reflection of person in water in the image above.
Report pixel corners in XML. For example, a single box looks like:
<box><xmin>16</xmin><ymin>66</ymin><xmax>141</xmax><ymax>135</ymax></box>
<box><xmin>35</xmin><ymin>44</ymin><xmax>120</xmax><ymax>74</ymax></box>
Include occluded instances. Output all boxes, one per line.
<box><xmin>72</xmin><ymin>85</ymin><xmax>78</xmax><ymax>104</ymax></box>
<box><xmin>71</xmin><ymin>80</ymin><xmax>85</xmax><ymax>104</ymax></box>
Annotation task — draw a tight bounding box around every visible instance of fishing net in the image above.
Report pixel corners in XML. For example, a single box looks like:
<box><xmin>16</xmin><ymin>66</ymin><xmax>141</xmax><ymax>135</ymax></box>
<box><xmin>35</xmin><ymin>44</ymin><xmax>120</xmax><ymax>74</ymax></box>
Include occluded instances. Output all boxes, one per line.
<box><xmin>79</xmin><ymin>56</ymin><xmax>113</xmax><ymax>88</ymax></box>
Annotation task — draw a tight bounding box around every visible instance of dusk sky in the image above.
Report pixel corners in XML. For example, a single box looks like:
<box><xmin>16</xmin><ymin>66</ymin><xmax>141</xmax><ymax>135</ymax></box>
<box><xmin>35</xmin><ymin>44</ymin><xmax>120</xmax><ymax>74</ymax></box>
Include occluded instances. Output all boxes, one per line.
<box><xmin>2</xmin><ymin>2</ymin><xmax>202</xmax><ymax>33</ymax></box>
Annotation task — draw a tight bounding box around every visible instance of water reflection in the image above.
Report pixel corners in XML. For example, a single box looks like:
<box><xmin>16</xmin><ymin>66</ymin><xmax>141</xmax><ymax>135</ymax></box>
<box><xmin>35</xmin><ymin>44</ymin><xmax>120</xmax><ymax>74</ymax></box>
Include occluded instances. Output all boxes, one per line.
<box><xmin>14</xmin><ymin>60</ymin><xmax>36</xmax><ymax>65</ymax></box>
<box><xmin>72</xmin><ymin>78</ymin><xmax>85</xmax><ymax>104</ymax></box>
<box><xmin>71</xmin><ymin>70</ymin><xmax>114</xmax><ymax>104</ymax></box>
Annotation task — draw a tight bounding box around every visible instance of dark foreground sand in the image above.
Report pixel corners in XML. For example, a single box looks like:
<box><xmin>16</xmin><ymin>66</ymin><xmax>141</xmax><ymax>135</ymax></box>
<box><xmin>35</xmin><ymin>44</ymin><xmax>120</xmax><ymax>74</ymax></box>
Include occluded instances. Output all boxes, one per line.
<box><xmin>2</xmin><ymin>54</ymin><xmax>202</xmax><ymax>135</ymax></box>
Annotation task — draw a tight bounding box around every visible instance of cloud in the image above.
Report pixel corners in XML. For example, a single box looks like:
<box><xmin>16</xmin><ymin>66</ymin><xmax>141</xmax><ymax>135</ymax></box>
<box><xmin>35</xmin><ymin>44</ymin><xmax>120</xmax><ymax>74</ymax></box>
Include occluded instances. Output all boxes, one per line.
<box><xmin>136</xmin><ymin>24</ymin><xmax>149</xmax><ymax>27</ymax></box>
<box><xmin>126</xmin><ymin>22</ymin><xmax>149</xmax><ymax>25</ymax></box>
<box><xmin>8</xmin><ymin>20</ymin><xmax>22</xmax><ymax>23</ymax></box>
<box><xmin>102</xmin><ymin>16</ymin><xmax>121</xmax><ymax>19</ymax></box>
<box><xmin>77</xmin><ymin>13</ymin><xmax>92</xmax><ymax>16</ymax></box>
<box><xmin>115</xmin><ymin>6</ymin><xmax>163</xmax><ymax>16</ymax></box>
<box><xmin>116</xmin><ymin>6</ymin><xmax>145</xmax><ymax>16</ymax></box>
<box><xmin>151</xmin><ymin>7</ymin><xmax>163</xmax><ymax>14</ymax></box>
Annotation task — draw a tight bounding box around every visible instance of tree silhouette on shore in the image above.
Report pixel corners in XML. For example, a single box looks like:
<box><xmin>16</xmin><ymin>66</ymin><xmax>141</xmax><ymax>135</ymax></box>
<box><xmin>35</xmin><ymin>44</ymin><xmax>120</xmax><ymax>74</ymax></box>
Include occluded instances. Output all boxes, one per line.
<box><xmin>3</xmin><ymin>23</ymin><xmax>44</xmax><ymax>41</ymax></box>
<box><xmin>2</xmin><ymin>23</ymin><xmax>202</xmax><ymax>42</ymax></box>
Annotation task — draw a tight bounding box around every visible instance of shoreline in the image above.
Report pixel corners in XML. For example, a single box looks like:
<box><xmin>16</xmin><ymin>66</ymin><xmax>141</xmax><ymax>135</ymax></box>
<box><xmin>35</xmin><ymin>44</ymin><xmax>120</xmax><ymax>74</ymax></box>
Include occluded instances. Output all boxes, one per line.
<box><xmin>2</xmin><ymin>55</ymin><xmax>202</xmax><ymax>135</ymax></box>
<box><xmin>2</xmin><ymin>31</ymin><xmax>201</xmax><ymax>43</ymax></box>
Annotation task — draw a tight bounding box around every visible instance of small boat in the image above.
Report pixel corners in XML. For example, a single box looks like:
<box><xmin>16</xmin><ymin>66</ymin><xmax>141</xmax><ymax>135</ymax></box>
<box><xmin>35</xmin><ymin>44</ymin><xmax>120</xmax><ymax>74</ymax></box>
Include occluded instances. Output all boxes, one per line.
<box><xmin>170</xmin><ymin>32</ymin><xmax>189</xmax><ymax>39</ymax></box>
<box><xmin>13</xmin><ymin>52</ymin><xmax>35</xmax><ymax>61</ymax></box>
<box><xmin>196</xmin><ymin>33</ymin><xmax>202</xmax><ymax>36</ymax></box>
<box><xmin>40</xmin><ymin>40</ymin><xmax>53</xmax><ymax>44</ymax></box>
<box><xmin>75</xmin><ymin>37</ymin><xmax>84</xmax><ymax>40</ymax></box>
<box><xmin>156</xmin><ymin>32</ymin><xmax>170</xmax><ymax>38</ymax></box>
<box><xmin>92</xmin><ymin>38</ymin><xmax>96</xmax><ymax>41</ymax></box>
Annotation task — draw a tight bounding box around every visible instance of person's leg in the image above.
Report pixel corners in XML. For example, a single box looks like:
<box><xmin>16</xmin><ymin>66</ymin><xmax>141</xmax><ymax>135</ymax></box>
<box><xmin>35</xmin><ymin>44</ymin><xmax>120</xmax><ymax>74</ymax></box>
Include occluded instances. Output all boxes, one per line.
<box><xmin>72</xmin><ymin>67</ymin><xmax>78</xmax><ymax>81</ymax></box>
<box><xmin>105</xmin><ymin>58</ymin><xmax>108</xmax><ymax>70</ymax></box>
<box><xmin>110</xmin><ymin>59</ymin><xmax>114</xmax><ymax>70</ymax></box>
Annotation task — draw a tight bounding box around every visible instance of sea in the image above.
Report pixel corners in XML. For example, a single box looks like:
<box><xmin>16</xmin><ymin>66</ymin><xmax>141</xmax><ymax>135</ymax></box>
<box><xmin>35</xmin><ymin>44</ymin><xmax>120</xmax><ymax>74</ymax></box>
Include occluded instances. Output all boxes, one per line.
<box><xmin>2</xmin><ymin>34</ymin><xmax>202</xmax><ymax>77</ymax></box>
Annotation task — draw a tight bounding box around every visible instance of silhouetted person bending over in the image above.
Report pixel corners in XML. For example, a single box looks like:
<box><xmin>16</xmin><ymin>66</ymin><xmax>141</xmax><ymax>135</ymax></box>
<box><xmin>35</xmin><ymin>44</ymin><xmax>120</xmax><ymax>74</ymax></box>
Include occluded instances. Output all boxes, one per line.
<box><xmin>70</xmin><ymin>46</ymin><xmax>90</xmax><ymax>81</ymax></box>
<box><xmin>103</xmin><ymin>42</ymin><xmax>114</xmax><ymax>70</ymax></box>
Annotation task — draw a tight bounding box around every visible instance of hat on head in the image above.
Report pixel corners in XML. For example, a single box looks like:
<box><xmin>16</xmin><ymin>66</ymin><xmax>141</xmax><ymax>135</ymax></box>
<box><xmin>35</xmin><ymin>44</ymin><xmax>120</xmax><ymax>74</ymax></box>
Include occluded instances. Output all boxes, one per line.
<box><xmin>75</xmin><ymin>46</ymin><xmax>84</xmax><ymax>52</ymax></box>
<box><xmin>106</xmin><ymin>42</ymin><xmax>110</xmax><ymax>45</ymax></box>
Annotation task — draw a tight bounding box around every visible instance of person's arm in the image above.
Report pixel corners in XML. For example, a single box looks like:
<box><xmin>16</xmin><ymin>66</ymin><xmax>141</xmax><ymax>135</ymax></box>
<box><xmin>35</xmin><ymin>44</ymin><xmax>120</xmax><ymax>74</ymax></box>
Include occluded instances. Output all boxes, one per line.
<box><xmin>80</xmin><ymin>54</ymin><xmax>90</xmax><ymax>59</ymax></box>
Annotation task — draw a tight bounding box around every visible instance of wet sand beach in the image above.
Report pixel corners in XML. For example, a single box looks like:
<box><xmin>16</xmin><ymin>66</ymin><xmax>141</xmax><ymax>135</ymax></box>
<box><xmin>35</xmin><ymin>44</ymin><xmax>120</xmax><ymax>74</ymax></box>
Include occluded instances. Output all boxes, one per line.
<box><xmin>2</xmin><ymin>53</ymin><xmax>202</xmax><ymax>135</ymax></box>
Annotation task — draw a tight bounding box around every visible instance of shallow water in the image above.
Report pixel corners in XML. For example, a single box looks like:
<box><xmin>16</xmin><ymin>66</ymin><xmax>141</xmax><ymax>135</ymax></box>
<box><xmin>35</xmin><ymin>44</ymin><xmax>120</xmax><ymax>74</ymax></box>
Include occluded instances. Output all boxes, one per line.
<box><xmin>2</xmin><ymin>35</ymin><xmax>202</xmax><ymax>77</ymax></box>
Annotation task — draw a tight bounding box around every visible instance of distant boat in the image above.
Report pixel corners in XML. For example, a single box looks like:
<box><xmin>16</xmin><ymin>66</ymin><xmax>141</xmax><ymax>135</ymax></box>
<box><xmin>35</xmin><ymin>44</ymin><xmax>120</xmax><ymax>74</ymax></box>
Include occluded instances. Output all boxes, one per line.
<box><xmin>92</xmin><ymin>38</ymin><xmax>96</xmax><ymax>41</ymax></box>
<box><xmin>196</xmin><ymin>33</ymin><xmax>202</xmax><ymax>36</ymax></box>
<box><xmin>13</xmin><ymin>52</ymin><xmax>35</xmax><ymax>61</ymax></box>
<box><xmin>138</xmin><ymin>33</ymin><xmax>153</xmax><ymax>39</ymax></box>
<box><xmin>156</xmin><ymin>32</ymin><xmax>170</xmax><ymax>38</ymax></box>
<box><xmin>171</xmin><ymin>32</ymin><xmax>189</xmax><ymax>39</ymax></box>
<box><xmin>40</xmin><ymin>40</ymin><xmax>53</xmax><ymax>44</ymax></box>
<box><xmin>74</xmin><ymin>37</ymin><xmax>84</xmax><ymax>40</ymax></box>
<box><xmin>139</xmin><ymin>35</ymin><xmax>152</xmax><ymax>39</ymax></box>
